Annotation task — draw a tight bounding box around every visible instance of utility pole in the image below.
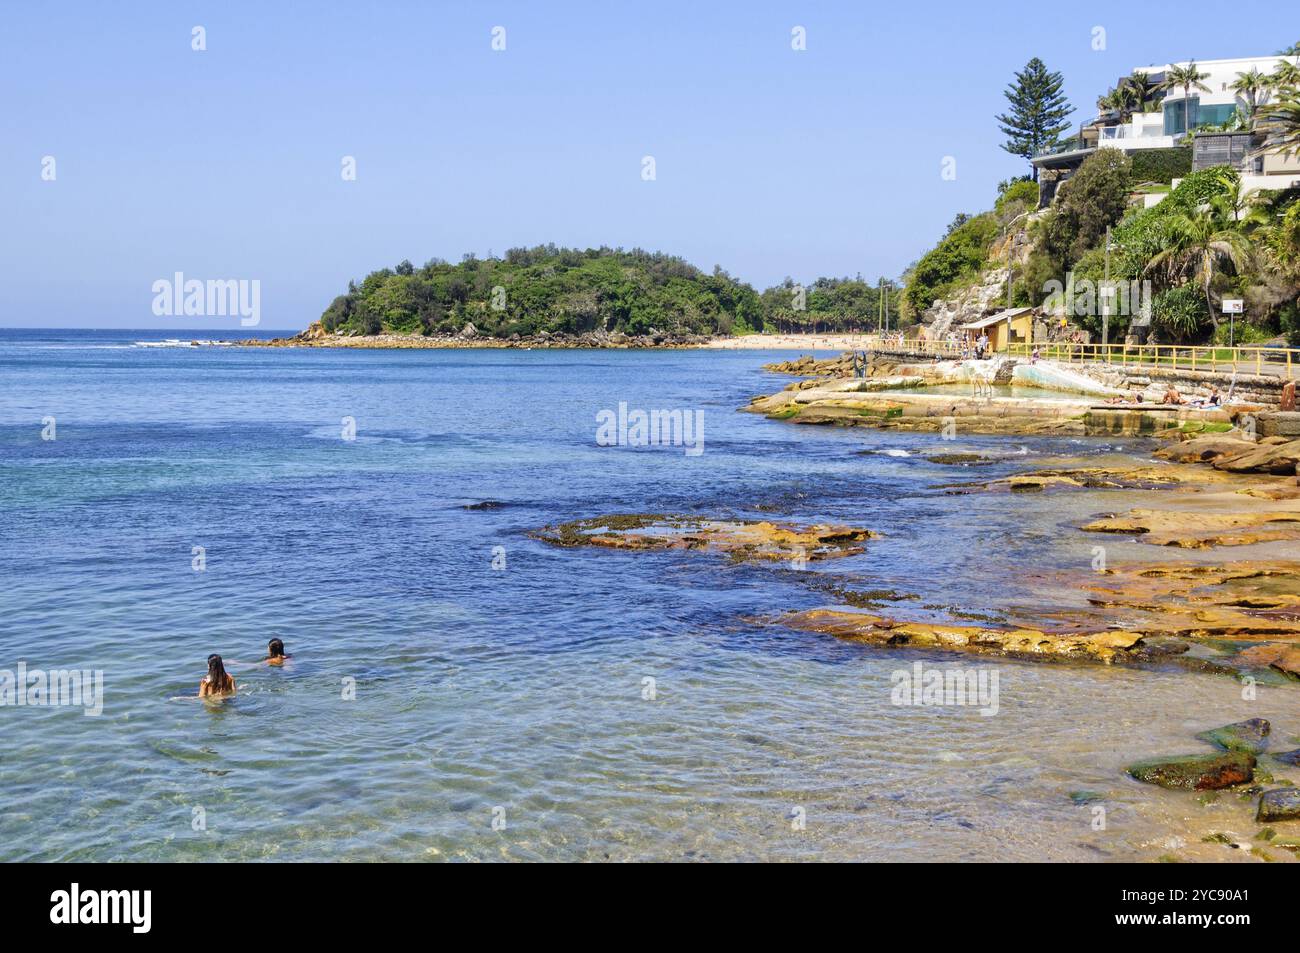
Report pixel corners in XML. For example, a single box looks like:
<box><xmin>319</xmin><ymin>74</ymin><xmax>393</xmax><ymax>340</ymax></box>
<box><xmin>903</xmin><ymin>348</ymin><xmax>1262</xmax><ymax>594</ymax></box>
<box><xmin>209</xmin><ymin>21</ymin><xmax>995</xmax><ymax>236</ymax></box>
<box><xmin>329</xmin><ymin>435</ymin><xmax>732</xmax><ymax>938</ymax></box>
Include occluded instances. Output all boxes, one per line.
<box><xmin>1102</xmin><ymin>225</ymin><xmax>1112</xmax><ymax>348</ymax></box>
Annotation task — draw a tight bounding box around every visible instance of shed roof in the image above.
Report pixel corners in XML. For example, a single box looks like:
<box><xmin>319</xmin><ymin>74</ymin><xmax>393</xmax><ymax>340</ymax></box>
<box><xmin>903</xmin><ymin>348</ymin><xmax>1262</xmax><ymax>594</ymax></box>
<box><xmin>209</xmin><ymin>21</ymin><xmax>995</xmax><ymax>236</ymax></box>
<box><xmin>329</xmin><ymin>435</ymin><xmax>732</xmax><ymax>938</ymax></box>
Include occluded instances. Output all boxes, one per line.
<box><xmin>959</xmin><ymin>308</ymin><xmax>1033</xmax><ymax>330</ymax></box>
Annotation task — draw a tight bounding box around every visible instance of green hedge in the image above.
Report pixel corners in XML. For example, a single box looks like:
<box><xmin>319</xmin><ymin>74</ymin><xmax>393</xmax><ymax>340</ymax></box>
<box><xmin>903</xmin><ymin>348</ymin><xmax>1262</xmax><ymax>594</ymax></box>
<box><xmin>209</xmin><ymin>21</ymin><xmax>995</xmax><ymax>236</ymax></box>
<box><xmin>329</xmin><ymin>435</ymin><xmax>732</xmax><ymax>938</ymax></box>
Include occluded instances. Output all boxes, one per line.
<box><xmin>1129</xmin><ymin>147</ymin><xmax>1192</xmax><ymax>185</ymax></box>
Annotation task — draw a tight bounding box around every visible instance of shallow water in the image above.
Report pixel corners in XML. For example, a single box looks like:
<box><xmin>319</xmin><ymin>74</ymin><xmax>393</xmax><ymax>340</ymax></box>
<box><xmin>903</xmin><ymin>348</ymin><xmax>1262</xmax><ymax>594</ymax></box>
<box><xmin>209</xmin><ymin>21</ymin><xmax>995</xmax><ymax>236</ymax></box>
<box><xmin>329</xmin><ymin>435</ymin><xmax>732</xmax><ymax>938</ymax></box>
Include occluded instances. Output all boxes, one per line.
<box><xmin>1</xmin><ymin>329</ymin><xmax>1296</xmax><ymax>862</ymax></box>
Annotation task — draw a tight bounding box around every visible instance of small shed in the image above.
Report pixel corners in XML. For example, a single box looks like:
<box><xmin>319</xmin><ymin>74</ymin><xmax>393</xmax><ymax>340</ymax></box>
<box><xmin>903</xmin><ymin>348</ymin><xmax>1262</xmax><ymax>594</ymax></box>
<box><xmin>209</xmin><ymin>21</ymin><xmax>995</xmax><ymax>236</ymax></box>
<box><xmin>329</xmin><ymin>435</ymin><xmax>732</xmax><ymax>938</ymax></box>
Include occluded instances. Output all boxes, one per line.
<box><xmin>959</xmin><ymin>308</ymin><xmax>1035</xmax><ymax>352</ymax></box>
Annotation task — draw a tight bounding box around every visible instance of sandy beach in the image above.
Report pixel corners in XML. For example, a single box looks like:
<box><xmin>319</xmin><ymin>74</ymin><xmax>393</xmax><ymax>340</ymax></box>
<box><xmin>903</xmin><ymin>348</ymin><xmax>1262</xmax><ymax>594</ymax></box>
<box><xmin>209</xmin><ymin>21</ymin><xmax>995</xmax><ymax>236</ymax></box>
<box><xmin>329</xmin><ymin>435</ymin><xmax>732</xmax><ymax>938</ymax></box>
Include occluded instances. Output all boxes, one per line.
<box><xmin>701</xmin><ymin>333</ymin><xmax>880</xmax><ymax>350</ymax></box>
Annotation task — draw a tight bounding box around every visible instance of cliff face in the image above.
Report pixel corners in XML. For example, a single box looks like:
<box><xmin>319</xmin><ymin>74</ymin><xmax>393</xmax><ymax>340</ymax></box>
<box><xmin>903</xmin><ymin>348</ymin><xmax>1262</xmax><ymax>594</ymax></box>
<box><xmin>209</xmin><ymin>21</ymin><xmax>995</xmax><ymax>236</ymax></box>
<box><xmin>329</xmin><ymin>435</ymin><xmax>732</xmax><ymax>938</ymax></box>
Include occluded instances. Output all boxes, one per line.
<box><xmin>919</xmin><ymin>215</ymin><xmax>1037</xmax><ymax>339</ymax></box>
<box><xmin>922</xmin><ymin>268</ymin><xmax>1013</xmax><ymax>340</ymax></box>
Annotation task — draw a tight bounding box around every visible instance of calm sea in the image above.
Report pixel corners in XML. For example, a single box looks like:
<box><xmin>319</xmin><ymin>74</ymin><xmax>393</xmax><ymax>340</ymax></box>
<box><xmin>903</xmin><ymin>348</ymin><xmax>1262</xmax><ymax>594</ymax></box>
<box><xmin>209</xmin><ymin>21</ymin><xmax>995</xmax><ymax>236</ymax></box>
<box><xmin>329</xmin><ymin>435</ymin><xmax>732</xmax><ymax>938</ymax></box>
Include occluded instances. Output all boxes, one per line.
<box><xmin>0</xmin><ymin>328</ymin><xmax>1285</xmax><ymax>861</ymax></box>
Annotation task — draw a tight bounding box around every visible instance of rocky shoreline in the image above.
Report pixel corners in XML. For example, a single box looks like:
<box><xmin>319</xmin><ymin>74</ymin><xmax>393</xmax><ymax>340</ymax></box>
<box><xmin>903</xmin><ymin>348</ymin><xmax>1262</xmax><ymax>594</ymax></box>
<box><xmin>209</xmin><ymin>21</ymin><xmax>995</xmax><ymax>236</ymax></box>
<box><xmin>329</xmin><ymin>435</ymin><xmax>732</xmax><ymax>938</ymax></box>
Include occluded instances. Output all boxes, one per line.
<box><xmin>235</xmin><ymin>325</ymin><xmax>897</xmax><ymax>351</ymax></box>
<box><xmin>526</xmin><ymin>349</ymin><xmax>1300</xmax><ymax>860</ymax></box>
<box><xmin>240</xmin><ymin>322</ymin><xmax>715</xmax><ymax>350</ymax></box>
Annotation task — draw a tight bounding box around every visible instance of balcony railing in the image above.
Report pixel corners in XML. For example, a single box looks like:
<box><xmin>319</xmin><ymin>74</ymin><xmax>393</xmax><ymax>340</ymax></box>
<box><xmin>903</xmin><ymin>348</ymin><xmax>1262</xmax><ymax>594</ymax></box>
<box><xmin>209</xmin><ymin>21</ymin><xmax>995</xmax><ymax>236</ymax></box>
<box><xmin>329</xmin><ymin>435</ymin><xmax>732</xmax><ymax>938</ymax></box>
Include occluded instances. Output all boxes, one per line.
<box><xmin>1034</xmin><ymin>137</ymin><xmax>1089</xmax><ymax>158</ymax></box>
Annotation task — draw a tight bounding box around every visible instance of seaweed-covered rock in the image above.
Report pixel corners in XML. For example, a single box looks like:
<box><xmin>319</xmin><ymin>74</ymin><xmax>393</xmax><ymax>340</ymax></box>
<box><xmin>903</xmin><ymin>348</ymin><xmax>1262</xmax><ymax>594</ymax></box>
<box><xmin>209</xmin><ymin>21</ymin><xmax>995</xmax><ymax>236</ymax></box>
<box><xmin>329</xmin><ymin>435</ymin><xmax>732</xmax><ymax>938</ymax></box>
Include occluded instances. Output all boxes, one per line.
<box><xmin>1125</xmin><ymin>752</ymin><xmax>1256</xmax><ymax>790</ymax></box>
<box><xmin>1196</xmin><ymin>719</ymin><xmax>1271</xmax><ymax>755</ymax></box>
<box><xmin>531</xmin><ymin>514</ymin><xmax>875</xmax><ymax>563</ymax></box>
<box><xmin>1256</xmin><ymin>788</ymin><xmax>1300</xmax><ymax>823</ymax></box>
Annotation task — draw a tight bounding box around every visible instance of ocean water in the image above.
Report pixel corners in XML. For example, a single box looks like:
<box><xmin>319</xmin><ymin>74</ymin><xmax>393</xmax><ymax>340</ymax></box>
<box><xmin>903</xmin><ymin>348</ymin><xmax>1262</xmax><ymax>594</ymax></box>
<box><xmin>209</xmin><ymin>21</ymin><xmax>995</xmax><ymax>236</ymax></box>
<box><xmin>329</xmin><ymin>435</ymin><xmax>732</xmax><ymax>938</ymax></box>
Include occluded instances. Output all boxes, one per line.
<box><xmin>1</xmin><ymin>328</ymin><xmax>1295</xmax><ymax>862</ymax></box>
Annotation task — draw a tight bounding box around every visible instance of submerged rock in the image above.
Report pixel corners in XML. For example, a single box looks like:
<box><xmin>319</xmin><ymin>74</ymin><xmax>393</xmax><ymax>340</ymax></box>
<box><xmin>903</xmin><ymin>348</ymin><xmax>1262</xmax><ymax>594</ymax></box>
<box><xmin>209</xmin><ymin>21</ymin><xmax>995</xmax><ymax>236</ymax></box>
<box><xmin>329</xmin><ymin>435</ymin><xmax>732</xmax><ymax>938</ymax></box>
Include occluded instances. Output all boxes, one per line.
<box><xmin>1196</xmin><ymin>719</ymin><xmax>1271</xmax><ymax>755</ymax></box>
<box><xmin>780</xmin><ymin>608</ymin><xmax>1144</xmax><ymax>663</ymax></box>
<box><xmin>1237</xmin><ymin>644</ymin><xmax>1300</xmax><ymax>680</ymax></box>
<box><xmin>1272</xmin><ymin>749</ymin><xmax>1300</xmax><ymax>766</ymax></box>
<box><xmin>531</xmin><ymin>514</ymin><xmax>876</xmax><ymax>563</ymax></box>
<box><xmin>1256</xmin><ymin>788</ymin><xmax>1300</xmax><ymax>823</ymax></box>
<box><xmin>1126</xmin><ymin>752</ymin><xmax>1256</xmax><ymax>790</ymax></box>
<box><xmin>924</xmin><ymin>452</ymin><xmax>995</xmax><ymax>466</ymax></box>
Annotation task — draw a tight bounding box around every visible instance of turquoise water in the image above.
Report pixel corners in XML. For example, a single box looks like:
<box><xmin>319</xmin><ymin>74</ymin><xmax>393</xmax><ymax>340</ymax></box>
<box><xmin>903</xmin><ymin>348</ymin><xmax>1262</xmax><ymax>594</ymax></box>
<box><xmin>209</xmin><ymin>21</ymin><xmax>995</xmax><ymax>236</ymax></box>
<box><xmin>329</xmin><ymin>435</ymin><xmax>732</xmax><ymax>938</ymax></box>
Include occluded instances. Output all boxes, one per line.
<box><xmin>0</xmin><ymin>329</ymin><xmax>1292</xmax><ymax>862</ymax></box>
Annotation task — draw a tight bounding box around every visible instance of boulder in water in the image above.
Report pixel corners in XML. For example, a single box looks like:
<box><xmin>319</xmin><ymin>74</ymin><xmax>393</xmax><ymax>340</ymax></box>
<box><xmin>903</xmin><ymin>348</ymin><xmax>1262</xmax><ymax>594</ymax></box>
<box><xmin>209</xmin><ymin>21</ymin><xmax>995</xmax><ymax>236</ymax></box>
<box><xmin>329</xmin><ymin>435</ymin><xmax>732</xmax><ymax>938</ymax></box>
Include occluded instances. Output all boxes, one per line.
<box><xmin>1126</xmin><ymin>752</ymin><xmax>1255</xmax><ymax>790</ymax></box>
<box><xmin>1256</xmin><ymin>788</ymin><xmax>1300</xmax><ymax>823</ymax></box>
<box><xmin>1196</xmin><ymin>719</ymin><xmax>1270</xmax><ymax>754</ymax></box>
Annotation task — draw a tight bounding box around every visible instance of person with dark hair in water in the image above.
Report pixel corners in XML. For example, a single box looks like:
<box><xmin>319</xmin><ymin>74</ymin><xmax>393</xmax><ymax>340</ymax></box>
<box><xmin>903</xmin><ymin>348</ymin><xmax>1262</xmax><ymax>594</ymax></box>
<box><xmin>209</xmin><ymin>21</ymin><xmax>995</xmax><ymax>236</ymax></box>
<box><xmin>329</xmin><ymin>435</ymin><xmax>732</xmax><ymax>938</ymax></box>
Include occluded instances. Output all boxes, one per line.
<box><xmin>199</xmin><ymin>654</ymin><xmax>236</xmax><ymax>698</ymax></box>
<box><xmin>266</xmin><ymin>638</ymin><xmax>292</xmax><ymax>666</ymax></box>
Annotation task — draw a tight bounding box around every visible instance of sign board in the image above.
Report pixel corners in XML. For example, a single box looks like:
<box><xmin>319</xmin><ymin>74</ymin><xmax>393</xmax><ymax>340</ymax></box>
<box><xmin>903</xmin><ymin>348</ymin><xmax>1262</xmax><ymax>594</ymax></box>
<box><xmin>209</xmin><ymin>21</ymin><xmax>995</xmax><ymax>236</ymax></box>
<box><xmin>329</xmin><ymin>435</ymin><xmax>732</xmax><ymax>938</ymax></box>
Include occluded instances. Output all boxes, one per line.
<box><xmin>1222</xmin><ymin>299</ymin><xmax>1244</xmax><ymax>314</ymax></box>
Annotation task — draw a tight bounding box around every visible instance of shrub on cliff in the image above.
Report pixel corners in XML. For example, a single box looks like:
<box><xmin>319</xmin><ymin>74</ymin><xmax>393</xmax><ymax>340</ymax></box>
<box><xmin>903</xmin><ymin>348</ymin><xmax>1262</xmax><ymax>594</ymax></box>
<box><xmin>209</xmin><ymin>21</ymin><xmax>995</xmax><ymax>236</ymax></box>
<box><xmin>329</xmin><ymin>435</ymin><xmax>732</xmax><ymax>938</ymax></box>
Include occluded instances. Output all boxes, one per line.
<box><xmin>899</xmin><ymin>213</ymin><xmax>999</xmax><ymax>319</ymax></box>
<box><xmin>1039</xmin><ymin>149</ymin><xmax>1132</xmax><ymax>270</ymax></box>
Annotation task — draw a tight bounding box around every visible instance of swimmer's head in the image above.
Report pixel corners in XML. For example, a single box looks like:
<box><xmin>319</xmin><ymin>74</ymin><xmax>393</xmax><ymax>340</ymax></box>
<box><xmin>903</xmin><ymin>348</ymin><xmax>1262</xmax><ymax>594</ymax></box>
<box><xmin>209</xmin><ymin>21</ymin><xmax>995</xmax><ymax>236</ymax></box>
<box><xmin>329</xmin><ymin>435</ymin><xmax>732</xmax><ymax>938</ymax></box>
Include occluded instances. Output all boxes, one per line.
<box><xmin>268</xmin><ymin>638</ymin><xmax>286</xmax><ymax>659</ymax></box>
<box><xmin>207</xmin><ymin>654</ymin><xmax>228</xmax><ymax>684</ymax></box>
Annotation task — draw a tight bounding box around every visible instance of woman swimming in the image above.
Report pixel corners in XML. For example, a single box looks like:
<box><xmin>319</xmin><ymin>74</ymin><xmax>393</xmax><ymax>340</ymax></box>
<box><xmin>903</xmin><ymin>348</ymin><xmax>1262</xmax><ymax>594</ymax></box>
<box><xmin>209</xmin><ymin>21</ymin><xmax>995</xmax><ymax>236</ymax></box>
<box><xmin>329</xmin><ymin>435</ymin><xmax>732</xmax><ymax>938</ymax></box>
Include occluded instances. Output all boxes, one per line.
<box><xmin>199</xmin><ymin>654</ymin><xmax>236</xmax><ymax>697</ymax></box>
<box><xmin>265</xmin><ymin>638</ymin><xmax>292</xmax><ymax>666</ymax></box>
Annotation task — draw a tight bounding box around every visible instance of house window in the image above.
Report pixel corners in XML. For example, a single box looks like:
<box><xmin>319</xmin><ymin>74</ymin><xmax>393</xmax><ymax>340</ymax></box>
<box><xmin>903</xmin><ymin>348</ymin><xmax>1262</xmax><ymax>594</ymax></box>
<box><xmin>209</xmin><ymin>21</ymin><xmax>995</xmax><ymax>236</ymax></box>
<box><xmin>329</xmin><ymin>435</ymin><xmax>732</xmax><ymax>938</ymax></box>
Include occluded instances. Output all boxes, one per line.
<box><xmin>1163</xmin><ymin>98</ymin><xmax>1190</xmax><ymax>135</ymax></box>
<box><xmin>1197</xmin><ymin>103</ymin><xmax>1236</xmax><ymax>127</ymax></box>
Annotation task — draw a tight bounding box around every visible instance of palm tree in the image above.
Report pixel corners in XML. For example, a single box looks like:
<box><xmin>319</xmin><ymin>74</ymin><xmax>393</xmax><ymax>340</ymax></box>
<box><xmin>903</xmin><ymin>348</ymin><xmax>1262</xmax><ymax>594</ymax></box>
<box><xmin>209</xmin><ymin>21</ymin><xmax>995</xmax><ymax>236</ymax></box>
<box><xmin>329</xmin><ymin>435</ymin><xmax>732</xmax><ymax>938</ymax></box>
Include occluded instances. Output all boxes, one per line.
<box><xmin>1230</xmin><ymin>68</ymin><xmax>1269</xmax><ymax>125</ymax></box>
<box><xmin>1272</xmin><ymin>60</ymin><xmax>1300</xmax><ymax>93</ymax></box>
<box><xmin>1145</xmin><ymin>205</ymin><xmax>1254</xmax><ymax>331</ymax></box>
<box><xmin>1160</xmin><ymin>62</ymin><xmax>1212</xmax><ymax>132</ymax></box>
<box><xmin>1258</xmin><ymin>96</ymin><xmax>1300</xmax><ymax>157</ymax></box>
<box><xmin>1121</xmin><ymin>70</ymin><xmax>1160</xmax><ymax>112</ymax></box>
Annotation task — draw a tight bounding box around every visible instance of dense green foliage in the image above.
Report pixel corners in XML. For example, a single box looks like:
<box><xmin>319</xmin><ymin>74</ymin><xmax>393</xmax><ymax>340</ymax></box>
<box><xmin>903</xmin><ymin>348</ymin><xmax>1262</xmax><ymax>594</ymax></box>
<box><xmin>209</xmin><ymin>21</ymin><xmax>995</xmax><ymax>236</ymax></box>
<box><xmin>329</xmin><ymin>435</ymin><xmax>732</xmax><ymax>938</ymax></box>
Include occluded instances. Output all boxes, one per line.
<box><xmin>1039</xmin><ymin>150</ymin><xmax>1132</xmax><ymax>270</ymax></box>
<box><xmin>898</xmin><ymin>214</ymin><xmax>1000</xmax><ymax>319</ymax></box>
<box><xmin>321</xmin><ymin>246</ymin><xmax>764</xmax><ymax>338</ymax></box>
<box><xmin>1129</xmin><ymin>147</ymin><xmax>1192</xmax><ymax>183</ymax></box>
<box><xmin>996</xmin><ymin>58</ymin><xmax>1075</xmax><ymax>179</ymax></box>
<box><xmin>1108</xmin><ymin>167</ymin><xmax>1235</xmax><ymax>280</ymax></box>
<box><xmin>758</xmin><ymin>276</ymin><xmax>900</xmax><ymax>333</ymax></box>
<box><xmin>1151</xmin><ymin>283</ymin><xmax>1207</xmax><ymax>340</ymax></box>
<box><xmin>321</xmin><ymin>245</ymin><xmax>901</xmax><ymax>338</ymax></box>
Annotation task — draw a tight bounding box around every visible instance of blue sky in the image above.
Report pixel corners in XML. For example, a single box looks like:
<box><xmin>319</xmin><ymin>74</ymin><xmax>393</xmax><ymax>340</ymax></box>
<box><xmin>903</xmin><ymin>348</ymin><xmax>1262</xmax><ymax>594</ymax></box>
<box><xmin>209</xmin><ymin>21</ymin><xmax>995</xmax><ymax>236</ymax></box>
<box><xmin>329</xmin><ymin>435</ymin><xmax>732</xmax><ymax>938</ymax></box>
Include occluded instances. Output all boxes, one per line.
<box><xmin>1</xmin><ymin>1</ymin><xmax>1293</xmax><ymax>329</ymax></box>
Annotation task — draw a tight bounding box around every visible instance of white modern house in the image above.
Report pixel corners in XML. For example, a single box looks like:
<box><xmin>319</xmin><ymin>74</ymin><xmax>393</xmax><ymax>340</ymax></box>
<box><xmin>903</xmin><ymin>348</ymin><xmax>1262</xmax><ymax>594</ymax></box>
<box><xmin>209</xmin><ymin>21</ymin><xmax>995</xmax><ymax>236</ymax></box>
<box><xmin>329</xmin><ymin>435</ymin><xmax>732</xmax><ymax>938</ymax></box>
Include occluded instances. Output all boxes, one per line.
<box><xmin>1033</xmin><ymin>54</ymin><xmax>1300</xmax><ymax>203</ymax></box>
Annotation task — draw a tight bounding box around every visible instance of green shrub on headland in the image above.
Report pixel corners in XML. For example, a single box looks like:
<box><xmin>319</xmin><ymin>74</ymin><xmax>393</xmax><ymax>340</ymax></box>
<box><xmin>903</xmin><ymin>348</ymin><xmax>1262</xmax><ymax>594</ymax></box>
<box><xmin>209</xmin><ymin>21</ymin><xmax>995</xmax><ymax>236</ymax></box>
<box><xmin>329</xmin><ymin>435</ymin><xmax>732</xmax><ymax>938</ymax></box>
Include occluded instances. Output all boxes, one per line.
<box><xmin>322</xmin><ymin>246</ymin><xmax>765</xmax><ymax>338</ymax></box>
<box><xmin>899</xmin><ymin>213</ymin><xmax>1000</xmax><ymax>319</ymax></box>
<box><xmin>322</xmin><ymin>245</ymin><xmax>903</xmax><ymax>339</ymax></box>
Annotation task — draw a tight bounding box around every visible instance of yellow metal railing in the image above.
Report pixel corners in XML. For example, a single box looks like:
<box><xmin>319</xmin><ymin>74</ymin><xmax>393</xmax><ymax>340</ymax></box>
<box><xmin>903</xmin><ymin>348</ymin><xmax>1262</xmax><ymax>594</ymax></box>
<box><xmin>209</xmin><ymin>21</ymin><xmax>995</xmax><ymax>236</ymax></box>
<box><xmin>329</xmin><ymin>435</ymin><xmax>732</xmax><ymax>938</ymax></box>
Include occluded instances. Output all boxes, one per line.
<box><xmin>1006</xmin><ymin>342</ymin><xmax>1298</xmax><ymax>380</ymax></box>
<box><xmin>865</xmin><ymin>335</ymin><xmax>965</xmax><ymax>358</ymax></box>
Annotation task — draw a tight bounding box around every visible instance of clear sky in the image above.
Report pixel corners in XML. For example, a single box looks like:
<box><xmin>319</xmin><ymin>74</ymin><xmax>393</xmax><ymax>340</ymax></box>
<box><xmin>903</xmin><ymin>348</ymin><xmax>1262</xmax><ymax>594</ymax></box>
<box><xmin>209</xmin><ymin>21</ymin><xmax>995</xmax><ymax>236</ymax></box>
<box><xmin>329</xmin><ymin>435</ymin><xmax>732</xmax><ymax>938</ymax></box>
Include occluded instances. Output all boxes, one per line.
<box><xmin>1</xmin><ymin>1</ymin><xmax>1293</xmax><ymax>329</ymax></box>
